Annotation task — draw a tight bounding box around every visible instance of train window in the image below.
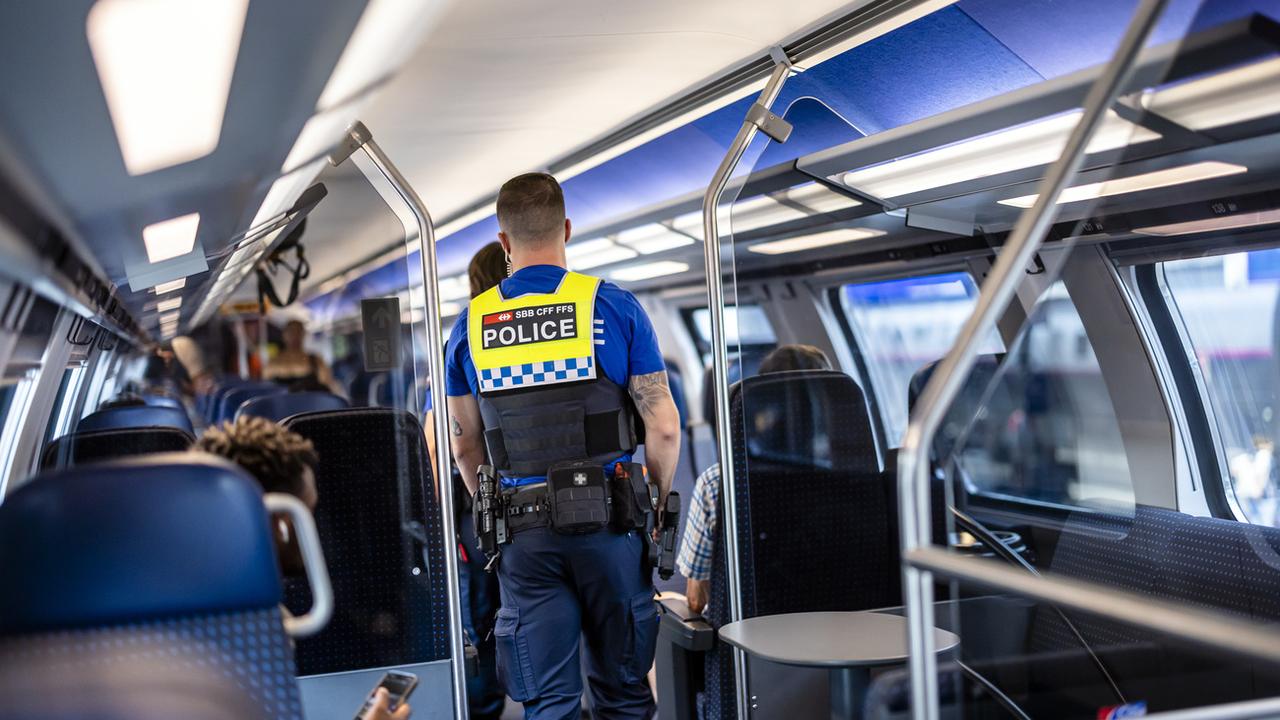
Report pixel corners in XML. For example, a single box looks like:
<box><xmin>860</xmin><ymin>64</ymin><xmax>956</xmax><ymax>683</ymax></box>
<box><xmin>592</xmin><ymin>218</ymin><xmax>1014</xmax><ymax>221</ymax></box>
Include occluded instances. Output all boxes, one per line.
<box><xmin>41</xmin><ymin>367</ymin><xmax>81</xmax><ymax>447</ymax></box>
<box><xmin>685</xmin><ymin>305</ymin><xmax>777</xmax><ymax>365</ymax></box>
<box><xmin>955</xmin><ymin>281</ymin><xmax>1133</xmax><ymax>510</ymax></box>
<box><xmin>1159</xmin><ymin>248</ymin><xmax>1280</xmax><ymax>526</ymax></box>
<box><xmin>836</xmin><ymin>272</ymin><xmax>1002</xmax><ymax>445</ymax></box>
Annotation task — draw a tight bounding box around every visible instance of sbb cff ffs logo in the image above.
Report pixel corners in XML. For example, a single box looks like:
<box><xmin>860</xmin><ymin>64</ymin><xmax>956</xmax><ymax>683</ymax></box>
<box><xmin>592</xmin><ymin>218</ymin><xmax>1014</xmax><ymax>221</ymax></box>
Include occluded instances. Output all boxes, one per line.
<box><xmin>481</xmin><ymin>303</ymin><xmax>577</xmax><ymax>350</ymax></box>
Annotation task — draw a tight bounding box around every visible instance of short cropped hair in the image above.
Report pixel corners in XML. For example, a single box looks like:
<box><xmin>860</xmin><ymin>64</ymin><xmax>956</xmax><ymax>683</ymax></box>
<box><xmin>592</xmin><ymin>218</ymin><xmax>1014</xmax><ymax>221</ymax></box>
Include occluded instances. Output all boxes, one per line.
<box><xmin>469</xmin><ymin>241</ymin><xmax>508</xmax><ymax>298</ymax></box>
<box><xmin>194</xmin><ymin>416</ymin><xmax>318</xmax><ymax>499</ymax></box>
<box><xmin>495</xmin><ymin>173</ymin><xmax>565</xmax><ymax>245</ymax></box>
<box><xmin>759</xmin><ymin>344</ymin><xmax>832</xmax><ymax>374</ymax></box>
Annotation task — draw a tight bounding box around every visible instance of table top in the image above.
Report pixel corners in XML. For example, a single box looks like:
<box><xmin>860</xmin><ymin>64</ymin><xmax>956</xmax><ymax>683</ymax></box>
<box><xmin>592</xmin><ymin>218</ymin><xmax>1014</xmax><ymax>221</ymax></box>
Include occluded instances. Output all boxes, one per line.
<box><xmin>718</xmin><ymin>611</ymin><xmax>960</xmax><ymax>668</ymax></box>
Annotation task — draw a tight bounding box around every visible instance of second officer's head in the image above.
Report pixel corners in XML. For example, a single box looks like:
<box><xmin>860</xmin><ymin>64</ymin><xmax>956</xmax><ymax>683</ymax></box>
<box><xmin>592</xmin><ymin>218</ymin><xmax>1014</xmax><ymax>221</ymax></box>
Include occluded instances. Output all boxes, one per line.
<box><xmin>495</xmin><ymin>172</ymin><xmax>571</xmax><ymax>269</ymax></box>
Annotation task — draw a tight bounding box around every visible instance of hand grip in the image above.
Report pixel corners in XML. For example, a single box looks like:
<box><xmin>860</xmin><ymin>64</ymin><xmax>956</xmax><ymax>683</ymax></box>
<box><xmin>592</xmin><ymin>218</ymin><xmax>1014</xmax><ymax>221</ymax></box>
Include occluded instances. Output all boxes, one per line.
<box><xmin>264</xmin><ymin>492</ymin><xmax>333</xmax><ymax>638</ymax></box>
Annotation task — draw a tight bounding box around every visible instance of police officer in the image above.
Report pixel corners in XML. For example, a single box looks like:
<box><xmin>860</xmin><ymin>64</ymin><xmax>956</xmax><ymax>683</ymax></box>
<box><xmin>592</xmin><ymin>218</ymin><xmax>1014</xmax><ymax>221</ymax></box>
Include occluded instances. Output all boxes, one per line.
<box><xmin>445</xmin><ymin>173</ymin><xmax>681</xmax><ymax>720</ymax></box>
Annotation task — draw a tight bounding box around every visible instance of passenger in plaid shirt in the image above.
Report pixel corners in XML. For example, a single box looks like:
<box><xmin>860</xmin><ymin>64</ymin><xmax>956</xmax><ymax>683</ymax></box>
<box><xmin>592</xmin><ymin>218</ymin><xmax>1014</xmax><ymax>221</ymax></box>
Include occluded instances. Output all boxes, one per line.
<box><xmin>675</xmin><ymin>344</ymin><xmax>833</xmax><ymax>614</ymax></box>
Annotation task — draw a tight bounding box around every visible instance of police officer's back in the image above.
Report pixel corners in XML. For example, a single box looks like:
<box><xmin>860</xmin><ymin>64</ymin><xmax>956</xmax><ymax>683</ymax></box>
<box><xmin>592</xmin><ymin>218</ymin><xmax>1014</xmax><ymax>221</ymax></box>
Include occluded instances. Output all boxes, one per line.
<box><xmin>445</xmin><ymin>173</ymin><xmax>681</xmax><ymax>720</ymax></box>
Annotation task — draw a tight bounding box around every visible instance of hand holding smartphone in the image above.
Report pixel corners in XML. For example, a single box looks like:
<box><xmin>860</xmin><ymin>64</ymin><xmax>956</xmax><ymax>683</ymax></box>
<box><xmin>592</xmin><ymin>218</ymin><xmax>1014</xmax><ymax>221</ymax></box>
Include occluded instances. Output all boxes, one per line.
<box><xmin>355</xmin><ymin>671</ymin><xmax>418</xmax><ymax>720</ymax></box>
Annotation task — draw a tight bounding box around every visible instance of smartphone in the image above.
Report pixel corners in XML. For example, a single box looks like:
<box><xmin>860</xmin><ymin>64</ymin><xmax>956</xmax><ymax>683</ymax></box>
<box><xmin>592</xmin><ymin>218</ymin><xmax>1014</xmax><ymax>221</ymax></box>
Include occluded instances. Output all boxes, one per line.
<box><xmin>354</xmin><ymin>671</ymin><xmax>418</xmax><ymax>719</ymax></box>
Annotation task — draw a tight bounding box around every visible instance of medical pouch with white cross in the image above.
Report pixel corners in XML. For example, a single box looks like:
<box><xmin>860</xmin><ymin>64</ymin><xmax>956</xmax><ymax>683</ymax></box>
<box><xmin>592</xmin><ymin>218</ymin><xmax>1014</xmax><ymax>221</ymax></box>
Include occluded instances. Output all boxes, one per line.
<box><xmin>468</xmin><ymin>271</ymin><xmax>638</xmax><ymax>479</ymax></box>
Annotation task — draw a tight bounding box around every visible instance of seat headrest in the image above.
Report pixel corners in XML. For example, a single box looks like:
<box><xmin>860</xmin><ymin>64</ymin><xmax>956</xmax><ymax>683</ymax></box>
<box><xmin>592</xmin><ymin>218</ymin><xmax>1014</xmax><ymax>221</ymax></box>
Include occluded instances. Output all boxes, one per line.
<box><xmin>79</xmin><ymin>404</ymin><xmax>194</xmax><ymax>435</ymax></box>
<box><xmin>235</xmin><ymin>391</ymin><xmax>349</xmax><ymax>422</ymax></box>
<box><xmin>730</xmin><ymin>369</ymin><xmax>877</xmax><ymax>470</ymax></box>
<box><xmin>142</xmin><ymin>394</ymin><xmax>183</xmax><ymax>410</ymax></box>
<box><xmin>0</xmin><ymin>454</ymin><xmax>282</xmax><ymax>634</ymax></box>
<box><xmin>215</xmin><ymin>384</ymin><xmax>285</xmax><ymax>424</ymax></box>
<box><xmin>906</xmin><ymin>354</ymin><xmax>1004</xmax><ymax>459</ymax></box>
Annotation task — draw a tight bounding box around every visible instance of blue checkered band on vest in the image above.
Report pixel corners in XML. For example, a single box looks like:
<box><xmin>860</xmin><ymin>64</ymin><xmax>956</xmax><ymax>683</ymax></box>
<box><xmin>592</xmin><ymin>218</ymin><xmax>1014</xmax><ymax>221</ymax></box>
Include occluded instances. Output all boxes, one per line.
<box><xmin>480</xmin><ymin>356</ymin><xmax>596</xmax><ymax>393</ymax></box>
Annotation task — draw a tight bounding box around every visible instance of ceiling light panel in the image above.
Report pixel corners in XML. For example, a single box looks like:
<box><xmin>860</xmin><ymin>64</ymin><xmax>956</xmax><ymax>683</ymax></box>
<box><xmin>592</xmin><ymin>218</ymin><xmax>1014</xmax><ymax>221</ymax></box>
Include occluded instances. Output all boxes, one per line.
<box><xmin>87</xmin><ymin>0</ymin><xmax>249</xmax><ymax>175</ymax></box>
<box><xmin>843</xmin><ymin>111</ymin><xmax>1160</xmax><ymax>200</ymax></box>
<box><xmin>781</xmin><ymin>182</ymin><xmax>862</xmax><ymax>214</ymax></box>
<box><xmin>566</xmin><ymin>238</ymin><xmax>617</xmax><ymax>260</ymax></box>
<box><xmin>728</xmin><ymin>195</ymin><xmax>810</xmax><ymax>232</ymax></box>
<box><xmin>156</xmin><ymin>297</ymin><xmax>182</xmax><ymax>313</ymax></box>
<box><xmin>152</xmin><ymin>278</ymin><xmax>186</xmax><ymax>294</ymax></box>
<box><xmin>609</xmin><ymin>261</ymin><xmax>691</xmax><ymax>282</ymax></box>
<box><xmin>570</xmin><ymin>246</ymin><xmax>639</xmax><ymax>271</ymax></box>
<box><xmin>143</xmin><ymin>213</ymin><xmax>201</xmax><ymax>263</ymax></box>
<box><xmin>999</xmin><ymin>161</ymin><xmax>1247</xmax><ymax>209</ymax></box>
<box><xmin>251</xmin><ymin>158</ymin><xmax>328</xmax><ymax>231</ymax></box>
<box><xmin>614</xmin><ymin>225</ymin><xmax>695</xmax><ymax>254</ymax></box>
<box><xmin>1134</xmin><ymin>207</ymin><xmax>1280</xmax><ymax>237</ymax></box>
<box><xmin>748</xmin><ymin>228</ymin><xmax>886</xmax><ymax>255</ymax></box>
<box><xmin>1144</xmin><ymin>57</ymin><xmax>1280</xmax><ymax>132</ymax></box>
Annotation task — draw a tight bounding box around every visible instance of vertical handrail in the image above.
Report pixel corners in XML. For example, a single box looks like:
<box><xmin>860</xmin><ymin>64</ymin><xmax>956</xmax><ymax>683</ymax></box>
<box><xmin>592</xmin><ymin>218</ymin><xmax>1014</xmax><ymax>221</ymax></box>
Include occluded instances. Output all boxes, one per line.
<box><xmin>896</xmin><ymin>0</ymin><xmax>1170</xmax><ymax>717</ymax></box>
<box><xmin>347</xmin><ymin>124</ymin><xmax>470</xmax><ymax>720</ymax></box>
<box><xmin>702</xmin><ymin>59</ymin><xmax>792</xmax><ymax>719</ymax></box>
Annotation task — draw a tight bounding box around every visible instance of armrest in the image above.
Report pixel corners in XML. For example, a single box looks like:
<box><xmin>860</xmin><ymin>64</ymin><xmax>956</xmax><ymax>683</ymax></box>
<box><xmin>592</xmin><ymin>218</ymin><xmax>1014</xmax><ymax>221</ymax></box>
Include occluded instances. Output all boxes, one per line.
<box><xmin>658</xmin><ymin>596</ymin><xmax>715</xmax><ymax>652</ymax></box>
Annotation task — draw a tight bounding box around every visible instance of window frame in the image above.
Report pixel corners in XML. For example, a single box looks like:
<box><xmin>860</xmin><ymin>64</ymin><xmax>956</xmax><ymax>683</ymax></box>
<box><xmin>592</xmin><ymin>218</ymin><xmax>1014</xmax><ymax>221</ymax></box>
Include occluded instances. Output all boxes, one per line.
<box><xmin>1131</xmin><ymin>259</ymin><xmax>1257</xmax><ymax>522</ymax></box>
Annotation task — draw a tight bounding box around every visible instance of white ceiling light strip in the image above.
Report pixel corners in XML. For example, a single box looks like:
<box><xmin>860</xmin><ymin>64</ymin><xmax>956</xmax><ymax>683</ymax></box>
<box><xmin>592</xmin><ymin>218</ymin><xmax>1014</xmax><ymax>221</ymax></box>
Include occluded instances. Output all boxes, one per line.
<box><xmin>609</xmin><ymin>261</ymin><xmax>690</xmax><ymax>282</ymax></box>
<box><xmin>614</xmin><ymin>225</ymin><xmax>695</xmax><ymax>255</ymax></box>
<box><xmin>317</xmin><ymin>0</ymin><xmax>444</xmax><ymax>110</ymax></box>
<box><xmin>843</xmin><ymin>110</ymin><xmax>1160</xmax><ymax>199</ymax></box>
<box><xmin>1143</xmin><ymin>57</ymin><xmax>1280</xmax><ymax>132</ymax></box>
<box><xmin>87</xmin><ymin>0</ymin><xmax>249</xmax><ymax>175</ymax></box>
<box><xmin>152</xmin><ymin>278</ymin><xmax>186</xmax><ymax>294</ymax></box>
<box><xmin>1134</xmin><ymin>207</ymin><xmax>1280</xmax><ymax>237</ymax></box>
<box><xmin>999</xmin><ymin>161</ymin><xmax>1248</xmax><ymax>209</ymax></box>
<box><xmin>748</xmin><ymin>228</ymin><xmax>885</xmax><ymax>255</ymax></box>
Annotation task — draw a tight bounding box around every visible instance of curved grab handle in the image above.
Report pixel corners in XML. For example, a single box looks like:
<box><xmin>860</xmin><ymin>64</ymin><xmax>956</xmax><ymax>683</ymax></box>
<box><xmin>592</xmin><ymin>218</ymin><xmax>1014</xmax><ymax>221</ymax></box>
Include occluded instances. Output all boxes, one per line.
<box><xmin>264</xmin><ymin>492</ymin><xmax>333</xmax><ymax>638</ymax></box>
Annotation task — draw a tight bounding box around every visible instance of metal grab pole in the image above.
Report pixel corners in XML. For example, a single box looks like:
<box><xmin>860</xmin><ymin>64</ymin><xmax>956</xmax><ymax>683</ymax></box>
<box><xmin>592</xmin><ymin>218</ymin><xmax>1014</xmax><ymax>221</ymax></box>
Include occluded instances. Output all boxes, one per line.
<box><xmin>702</xmin><ymin>58</ymin><xmax>792</xmax><ymax>720</ymax></box>
<box><xmin>345</xmin><ymin>123</ymin><xmax>470</xmax><ymax>720</ymax></box>
<box><xmin>896</xmin><ymin>0</ymin><xmax>1169</xmax><ymax>718</ymax></box>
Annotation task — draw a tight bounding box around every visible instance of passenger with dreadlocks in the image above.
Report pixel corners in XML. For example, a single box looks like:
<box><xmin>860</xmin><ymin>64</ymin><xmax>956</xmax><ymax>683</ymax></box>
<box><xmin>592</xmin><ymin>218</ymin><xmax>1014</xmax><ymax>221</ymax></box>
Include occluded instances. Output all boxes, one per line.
<box><xmin>193</xmin><ymin>417</ymin><xmax>319</xmax><ymax>575</ymax></box>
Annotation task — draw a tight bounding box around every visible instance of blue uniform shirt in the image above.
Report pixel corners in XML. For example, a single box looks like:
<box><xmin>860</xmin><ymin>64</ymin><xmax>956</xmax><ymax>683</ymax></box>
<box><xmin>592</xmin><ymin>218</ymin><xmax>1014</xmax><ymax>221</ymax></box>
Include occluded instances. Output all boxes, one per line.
<box><xmin>446</xmin><ymin>264</ymin><xmax>665</xmax><ymax>486</ymax></box>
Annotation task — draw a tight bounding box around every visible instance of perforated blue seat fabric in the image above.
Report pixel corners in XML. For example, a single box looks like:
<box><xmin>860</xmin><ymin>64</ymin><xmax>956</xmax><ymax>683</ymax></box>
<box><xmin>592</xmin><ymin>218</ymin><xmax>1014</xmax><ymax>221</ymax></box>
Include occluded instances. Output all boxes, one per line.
<box><xmin>0</xmin><ymin>455</ymin><xmax>302</xmax><ymax>719</ymax></box>
<box><xmin>705</xmin><ymin>370</ymin><xmax>890</xmax><ymax>719</ymax></box>
<box><xmin>215</xmin><ymin>384</ymin><xmax>284</xmax><ymax>424</ymax></box>
<box><xmin>39</xmin><ymin>426</ymin><xmax>194</xmax><ymax>471</ymax></box>
<box><xmin>236</xmin><ymin>391</ymin><xmax>349</xmax><ymax>422</ymax></box>
<box><xmin>79</xmin><ymin>404</ymin><xmax>194</xmax><ymax>435</ymax></box>
<box><xmin>282</xmin><ymin>407</ymin><xmax>450</xmax><ymax>675</ymax></box>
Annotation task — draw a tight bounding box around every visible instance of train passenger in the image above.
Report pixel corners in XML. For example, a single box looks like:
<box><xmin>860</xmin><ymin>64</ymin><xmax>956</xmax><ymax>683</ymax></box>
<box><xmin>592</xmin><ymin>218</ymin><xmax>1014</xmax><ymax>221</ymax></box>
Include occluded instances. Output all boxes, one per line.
<box><xmin>457</xmin><ymin>241</ymin><xmax>507</xmax><ymax>720</ymax></box>
<box><xmin>445</xmin><ymin>173</ymin><xmax>681</xmax><ymax>719</ymax></box>
<box><xmin>676</xmin><ymin>344</ymin><xmax>832</xmax><ymax>614</ymax></box>
<box><xmin>264</xmin><ymin>319</ymin><xmax>340</xmax><ymax>393</ymax></box>
<box><xmin>191</xmin><ymin>416</ymin><xmax>411</xmax><ymax>720</ymax></box>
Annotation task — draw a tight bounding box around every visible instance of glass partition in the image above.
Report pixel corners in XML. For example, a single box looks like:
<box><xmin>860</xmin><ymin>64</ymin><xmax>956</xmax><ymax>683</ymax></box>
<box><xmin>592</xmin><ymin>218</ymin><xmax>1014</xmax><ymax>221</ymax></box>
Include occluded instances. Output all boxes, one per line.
<box><xmin>703</xmin><ymin>1</ymin><xmax>1280</xmax><ymax>717</ymax></box>
<box><xmin>269</xmin><ymin>152</ymin><xmax>460</xmax><ymax>718</ymax></box>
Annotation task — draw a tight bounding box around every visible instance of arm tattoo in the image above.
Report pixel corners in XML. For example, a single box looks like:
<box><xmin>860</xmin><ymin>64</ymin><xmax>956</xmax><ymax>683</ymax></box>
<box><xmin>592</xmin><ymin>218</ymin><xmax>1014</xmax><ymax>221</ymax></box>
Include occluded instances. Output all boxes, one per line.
<box><xmin>628</xmin><ymin>371</ymin><xmax>672</xmax><ymax>417</ymax></box>
<box><xmin>450</xmin><ymin>416</ymin><xmax>463</xmax><ymax>437</ymax></box>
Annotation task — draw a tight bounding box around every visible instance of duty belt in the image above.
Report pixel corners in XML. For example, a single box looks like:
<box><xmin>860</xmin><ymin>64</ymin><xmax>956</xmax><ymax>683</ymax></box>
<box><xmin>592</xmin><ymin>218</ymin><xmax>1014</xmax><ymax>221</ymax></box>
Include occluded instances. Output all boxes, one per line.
<box><xmin>502</xmin><ymin>483</ymin><xmax>552</xmax><ymax>534</ymax></box>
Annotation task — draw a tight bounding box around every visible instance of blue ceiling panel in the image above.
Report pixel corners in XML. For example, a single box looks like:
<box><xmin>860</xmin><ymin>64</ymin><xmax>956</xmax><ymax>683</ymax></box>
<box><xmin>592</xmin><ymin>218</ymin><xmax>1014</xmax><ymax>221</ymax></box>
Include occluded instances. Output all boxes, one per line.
<box><xmin>958</xmin><ymin>0</ymin><xmax>1277</xmax><ymax>80</ymax></box>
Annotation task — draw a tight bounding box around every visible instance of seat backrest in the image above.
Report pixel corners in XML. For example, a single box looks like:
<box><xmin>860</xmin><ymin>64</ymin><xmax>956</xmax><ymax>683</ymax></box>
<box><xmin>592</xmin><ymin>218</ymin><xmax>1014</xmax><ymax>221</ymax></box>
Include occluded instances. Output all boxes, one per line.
<box><xmin>282</xmin><ymin>407</ymin><xmax>450</xmax><ymax>675</ymax></box>
<box><xmin>0</xmin><ymin>455</ymin><xmax>302</xmax><ymax>719</ymax></box>
<box><xmin>78</xmin><ymin>404</ymin><xmax>194</xmax><ymax>436</ymax></box>
<box><xmin>235</xmin><ymin>391</ymin><xmax>349</xmax><ymax>422</ymax></box>
<box><xmin>40</xmin><ymin>426</ymin><xmax>194</xmax><ymax>471</ymax></box>
<box><xmin>142</xmin><ymin>393</ymin><xmax>183</xmax><ymax>410</ymax></box>
<box><xmin>704</xmin><ymin>369</ymin><xmax>890</xmax><ymax>719</ymax></box>
<box><xmin>215</xmin><ymin>383</ymin><xmax>284</xmax><ymax>425</ymax></box>
<box><xmin>665</xmin><ymin>358</ymin><xmax>689</xmax><ymax>428</ymax></box>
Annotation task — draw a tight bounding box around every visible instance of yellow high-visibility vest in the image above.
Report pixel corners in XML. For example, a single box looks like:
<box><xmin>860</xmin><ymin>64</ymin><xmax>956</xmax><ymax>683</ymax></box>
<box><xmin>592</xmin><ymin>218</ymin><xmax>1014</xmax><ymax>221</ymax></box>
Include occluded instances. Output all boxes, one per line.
<box><xmin>467</xmin><ymin>271</ymin><xmax>600</xmax><ymax>393</ymax></box>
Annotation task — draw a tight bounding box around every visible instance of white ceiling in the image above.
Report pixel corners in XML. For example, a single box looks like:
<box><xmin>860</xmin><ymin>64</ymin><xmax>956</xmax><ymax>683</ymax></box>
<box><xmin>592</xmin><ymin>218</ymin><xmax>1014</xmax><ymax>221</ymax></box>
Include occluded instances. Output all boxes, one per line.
<box><xmin>299</xmin><ymin>0</ymin><xmax>863</xmax><ymax>287</ymax></box>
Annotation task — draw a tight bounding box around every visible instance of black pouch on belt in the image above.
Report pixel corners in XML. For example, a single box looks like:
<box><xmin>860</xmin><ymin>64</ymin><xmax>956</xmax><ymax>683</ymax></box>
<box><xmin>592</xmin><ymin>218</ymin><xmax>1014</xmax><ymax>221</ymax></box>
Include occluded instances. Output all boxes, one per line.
<box><xmin>610</xmin><ymin>461</ymin><xmax>656</xmax><ymax>533</ymax></box>
<box><xmin>546</xmin><ymin>460</ymin><xmax>610</xmax><ymax>535</ymax></box>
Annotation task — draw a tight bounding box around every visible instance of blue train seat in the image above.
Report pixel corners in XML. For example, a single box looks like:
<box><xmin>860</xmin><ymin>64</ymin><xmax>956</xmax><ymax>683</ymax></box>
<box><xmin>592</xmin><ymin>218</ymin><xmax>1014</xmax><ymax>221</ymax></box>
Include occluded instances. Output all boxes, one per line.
<box><xmin>0</xmin><ymin>455</ymin><xmax>304</xmax><ymax>719</ymax></box>
<box><xmin>79</xmin><ymin>404</ymin><xmax>194</xmax><ymax>436</ymax></box>
<box><xmin>142</xmin><ymin>393</ymin><xmax>183</xmax><ymax>410</ymax></box>
<box><xmin>215</xmin><ymin>383</ymin><xmax>285</xmax><ymax>425</ymax></box>
<box><xmin>236</xmin><ymin>391</ymin><xmax>349</xmax><ymax>422</ymax></box>
<box><xmin>40</xmin><ymin>426</ymin><xmax>194</xmax><ymax>471</ymax></box>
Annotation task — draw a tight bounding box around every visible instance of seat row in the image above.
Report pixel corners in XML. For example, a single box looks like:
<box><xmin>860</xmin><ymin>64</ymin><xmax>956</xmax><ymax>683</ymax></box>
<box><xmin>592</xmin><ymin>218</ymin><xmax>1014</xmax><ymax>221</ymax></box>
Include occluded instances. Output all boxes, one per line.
<box><xmin>0</xmin><ymin>405</ymin><xmax>452</xmax><ymax>716</ymax></box>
